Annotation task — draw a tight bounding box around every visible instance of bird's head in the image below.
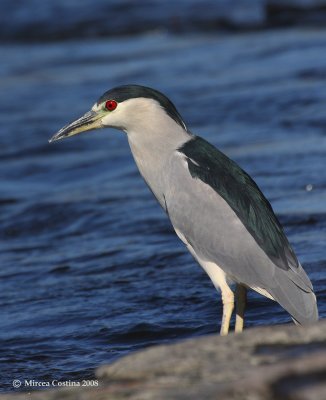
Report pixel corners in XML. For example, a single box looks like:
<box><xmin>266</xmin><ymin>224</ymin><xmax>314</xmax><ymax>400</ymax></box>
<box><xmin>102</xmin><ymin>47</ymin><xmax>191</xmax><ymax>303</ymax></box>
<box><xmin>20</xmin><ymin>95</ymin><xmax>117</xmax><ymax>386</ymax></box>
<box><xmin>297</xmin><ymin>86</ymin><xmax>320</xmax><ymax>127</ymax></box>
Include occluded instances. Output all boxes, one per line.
<box><xmin>49</xmin><ymin>85</ymin><xmax>187</xmax><ymax>142</ymax></box>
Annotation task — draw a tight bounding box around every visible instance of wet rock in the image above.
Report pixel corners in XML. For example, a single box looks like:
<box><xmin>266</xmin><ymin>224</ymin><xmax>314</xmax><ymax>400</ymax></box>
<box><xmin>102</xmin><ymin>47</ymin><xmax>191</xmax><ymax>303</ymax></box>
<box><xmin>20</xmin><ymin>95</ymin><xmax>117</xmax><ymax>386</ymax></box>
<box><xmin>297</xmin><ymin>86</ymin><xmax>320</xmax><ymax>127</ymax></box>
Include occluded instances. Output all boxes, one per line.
<box><xmin>1</xmin><ymin>320</ymin><xmax>325</xmax><ymax>399</ymax></box>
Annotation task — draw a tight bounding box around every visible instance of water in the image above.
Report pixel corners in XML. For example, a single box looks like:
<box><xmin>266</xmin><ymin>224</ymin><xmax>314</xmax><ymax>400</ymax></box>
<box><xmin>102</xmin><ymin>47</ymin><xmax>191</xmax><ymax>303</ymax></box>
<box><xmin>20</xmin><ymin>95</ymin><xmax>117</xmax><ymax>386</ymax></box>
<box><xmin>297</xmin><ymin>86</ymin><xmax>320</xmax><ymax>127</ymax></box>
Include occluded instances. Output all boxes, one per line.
<box><xmin>0</xmin><ymin>3</ymin><xmax>326</xmax><ymax>393</ymax></box>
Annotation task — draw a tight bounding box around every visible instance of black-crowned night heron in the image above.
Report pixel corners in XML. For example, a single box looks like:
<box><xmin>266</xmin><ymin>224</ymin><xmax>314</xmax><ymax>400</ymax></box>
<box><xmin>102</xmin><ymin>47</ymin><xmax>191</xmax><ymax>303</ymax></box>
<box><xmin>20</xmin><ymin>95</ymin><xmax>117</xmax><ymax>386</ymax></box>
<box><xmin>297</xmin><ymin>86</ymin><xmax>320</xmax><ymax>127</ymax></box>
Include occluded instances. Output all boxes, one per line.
<box><xmin>50</xmin><ymin>85</ymin><xmax>318</xmax><ymax>335</ymax></box>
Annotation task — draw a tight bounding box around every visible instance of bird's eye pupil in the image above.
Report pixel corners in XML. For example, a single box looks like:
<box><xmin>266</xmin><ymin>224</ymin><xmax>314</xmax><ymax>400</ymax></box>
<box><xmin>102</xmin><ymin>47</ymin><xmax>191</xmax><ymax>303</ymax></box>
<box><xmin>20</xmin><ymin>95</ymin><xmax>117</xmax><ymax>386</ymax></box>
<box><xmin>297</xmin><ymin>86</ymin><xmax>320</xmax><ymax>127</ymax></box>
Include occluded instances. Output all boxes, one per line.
<box><xmin>105</xmin><ymin>100</ymin><xmax>118</xmax><ymax>111</ymax></box>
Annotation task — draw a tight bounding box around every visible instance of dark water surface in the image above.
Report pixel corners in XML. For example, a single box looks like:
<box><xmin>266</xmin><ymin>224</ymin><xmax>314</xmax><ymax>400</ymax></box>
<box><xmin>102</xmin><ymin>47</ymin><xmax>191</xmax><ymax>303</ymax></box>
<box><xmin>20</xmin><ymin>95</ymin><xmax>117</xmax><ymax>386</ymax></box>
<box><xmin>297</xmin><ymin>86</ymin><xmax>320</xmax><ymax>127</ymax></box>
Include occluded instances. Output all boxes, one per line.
<box><xmin>1</xmin><ymin>27</ymin><xmax>326</xmax><ymax>392</ymax></box>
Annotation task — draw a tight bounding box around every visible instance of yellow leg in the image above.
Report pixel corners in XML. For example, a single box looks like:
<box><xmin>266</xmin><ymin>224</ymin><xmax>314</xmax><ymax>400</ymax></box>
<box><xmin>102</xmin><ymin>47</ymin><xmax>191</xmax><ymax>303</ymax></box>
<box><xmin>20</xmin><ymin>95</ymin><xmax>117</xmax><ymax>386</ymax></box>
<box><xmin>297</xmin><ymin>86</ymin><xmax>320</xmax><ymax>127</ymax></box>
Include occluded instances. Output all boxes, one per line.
<box><xmin>220</xmin><ymin>288</ymin><xmax>234</xmax><ymax>336</ymax></box>
<box><xmin>186</xmin><ymin>257</ymin><xmax>235</xmax><ymax>336</ymax></box>
<box><xmin>235</xmin><ymin>284</ymin><xmax>247</xmax><ymax>333</ymax></box>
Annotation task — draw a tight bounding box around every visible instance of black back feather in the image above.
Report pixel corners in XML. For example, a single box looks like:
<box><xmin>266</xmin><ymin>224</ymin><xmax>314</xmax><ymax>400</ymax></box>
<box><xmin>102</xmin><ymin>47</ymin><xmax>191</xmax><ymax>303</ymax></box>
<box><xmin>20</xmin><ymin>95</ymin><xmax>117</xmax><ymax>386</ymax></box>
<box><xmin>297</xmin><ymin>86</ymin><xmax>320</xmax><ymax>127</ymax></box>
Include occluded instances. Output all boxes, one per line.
<box><xmin>179</xmin><ymin>136</ymin><xmax>299</xmax><ymax>271</ymax></box>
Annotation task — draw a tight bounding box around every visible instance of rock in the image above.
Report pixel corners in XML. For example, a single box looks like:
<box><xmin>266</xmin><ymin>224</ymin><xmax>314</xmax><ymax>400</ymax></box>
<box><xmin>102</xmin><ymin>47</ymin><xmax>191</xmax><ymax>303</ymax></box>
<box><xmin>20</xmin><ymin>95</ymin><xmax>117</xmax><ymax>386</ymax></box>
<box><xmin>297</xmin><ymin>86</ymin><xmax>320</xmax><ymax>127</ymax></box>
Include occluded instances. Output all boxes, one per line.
<box><xmin>1</xmin><ymin>320</ymin><xmax>325</xmax><ymax>399</ymax></box>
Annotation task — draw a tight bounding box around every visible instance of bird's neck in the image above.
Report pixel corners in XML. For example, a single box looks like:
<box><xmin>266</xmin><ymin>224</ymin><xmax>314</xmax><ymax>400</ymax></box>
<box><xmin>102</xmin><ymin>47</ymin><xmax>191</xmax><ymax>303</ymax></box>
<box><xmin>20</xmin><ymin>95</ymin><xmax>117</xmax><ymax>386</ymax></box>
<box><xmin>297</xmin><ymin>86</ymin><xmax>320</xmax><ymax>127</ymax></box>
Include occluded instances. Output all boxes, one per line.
<box><xmin>126</xmin><ymin>122</ymin><xmax>191</xmax><ymax>207</ymax></box>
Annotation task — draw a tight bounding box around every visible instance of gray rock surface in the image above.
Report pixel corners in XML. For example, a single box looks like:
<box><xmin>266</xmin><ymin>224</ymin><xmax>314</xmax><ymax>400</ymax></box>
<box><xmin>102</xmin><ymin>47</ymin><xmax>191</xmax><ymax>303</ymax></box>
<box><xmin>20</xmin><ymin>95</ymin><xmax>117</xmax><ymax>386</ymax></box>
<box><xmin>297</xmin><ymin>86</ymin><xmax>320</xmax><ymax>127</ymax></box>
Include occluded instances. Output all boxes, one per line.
<box><xmin>2</xmin><ymin>321</ymin><xmax>326</xmax><ymax>399</ymax></box>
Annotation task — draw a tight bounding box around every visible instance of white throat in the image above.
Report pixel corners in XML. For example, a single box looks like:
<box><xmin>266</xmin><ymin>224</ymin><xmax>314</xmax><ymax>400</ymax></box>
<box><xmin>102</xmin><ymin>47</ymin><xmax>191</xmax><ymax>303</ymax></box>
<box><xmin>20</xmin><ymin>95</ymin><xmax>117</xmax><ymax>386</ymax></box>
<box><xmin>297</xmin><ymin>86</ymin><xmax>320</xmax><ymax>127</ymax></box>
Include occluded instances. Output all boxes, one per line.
<box><xmin>123</xmin><ymin>99</ymin><xmax>191</xmax><ymax>206</ymax></box>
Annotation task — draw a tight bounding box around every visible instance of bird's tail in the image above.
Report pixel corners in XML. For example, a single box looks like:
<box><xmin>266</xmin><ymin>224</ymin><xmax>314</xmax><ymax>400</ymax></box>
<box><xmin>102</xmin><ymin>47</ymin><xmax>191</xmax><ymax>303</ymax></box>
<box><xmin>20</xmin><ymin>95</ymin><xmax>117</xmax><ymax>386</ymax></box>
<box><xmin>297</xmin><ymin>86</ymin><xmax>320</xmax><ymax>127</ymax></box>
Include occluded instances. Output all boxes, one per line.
<box><xmin>269</xmin><ymin>265</ymin><xmax>318</xmax><ymax>325</ymax></box>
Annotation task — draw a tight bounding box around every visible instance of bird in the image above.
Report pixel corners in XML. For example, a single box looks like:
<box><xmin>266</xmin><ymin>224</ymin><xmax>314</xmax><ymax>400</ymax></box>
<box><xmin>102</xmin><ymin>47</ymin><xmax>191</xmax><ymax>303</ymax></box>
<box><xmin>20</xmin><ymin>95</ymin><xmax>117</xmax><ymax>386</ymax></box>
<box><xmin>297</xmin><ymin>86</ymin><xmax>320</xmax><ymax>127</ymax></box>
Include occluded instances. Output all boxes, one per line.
<box><xmin>50</xmin><ymin>84</ymin><xmax>318</xmax><ymax>335</ymax></box>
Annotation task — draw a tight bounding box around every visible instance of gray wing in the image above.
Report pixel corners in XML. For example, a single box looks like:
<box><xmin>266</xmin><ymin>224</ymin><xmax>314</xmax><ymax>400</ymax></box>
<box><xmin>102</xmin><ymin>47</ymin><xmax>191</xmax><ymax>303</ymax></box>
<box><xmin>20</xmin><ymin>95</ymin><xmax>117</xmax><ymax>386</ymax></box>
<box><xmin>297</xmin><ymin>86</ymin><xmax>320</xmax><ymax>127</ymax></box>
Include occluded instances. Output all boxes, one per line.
<box><xmin>179</xmin><ymin>136</ymin><xmax>300</xmax><ymax>273</ymax></box>
<box><xmin>163</xmin><ymin>138</ymin><xmax>318</xmax><ymax>324</ymax></box>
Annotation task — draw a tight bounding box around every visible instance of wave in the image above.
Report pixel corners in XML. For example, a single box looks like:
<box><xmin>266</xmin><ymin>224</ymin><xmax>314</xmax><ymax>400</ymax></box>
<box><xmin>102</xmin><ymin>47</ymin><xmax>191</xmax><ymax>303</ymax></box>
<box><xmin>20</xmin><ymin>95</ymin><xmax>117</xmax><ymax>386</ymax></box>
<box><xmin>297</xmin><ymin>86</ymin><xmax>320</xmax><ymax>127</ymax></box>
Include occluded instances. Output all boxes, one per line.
<box><xmin>1</xmin><ymin>0</ymin><xmax>326</xmax><ymax>42</ymax></box>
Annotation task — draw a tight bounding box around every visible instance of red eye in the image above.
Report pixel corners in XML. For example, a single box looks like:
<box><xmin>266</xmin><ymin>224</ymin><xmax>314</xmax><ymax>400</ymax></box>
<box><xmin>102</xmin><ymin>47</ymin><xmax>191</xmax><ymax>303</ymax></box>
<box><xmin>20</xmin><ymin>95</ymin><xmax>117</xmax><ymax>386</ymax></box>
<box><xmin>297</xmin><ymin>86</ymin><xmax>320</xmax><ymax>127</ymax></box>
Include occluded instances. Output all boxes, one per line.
<box><xmin>105</xmin><ymin>100</ymin><xmax>118</xmax><ymax>111</ymax></box>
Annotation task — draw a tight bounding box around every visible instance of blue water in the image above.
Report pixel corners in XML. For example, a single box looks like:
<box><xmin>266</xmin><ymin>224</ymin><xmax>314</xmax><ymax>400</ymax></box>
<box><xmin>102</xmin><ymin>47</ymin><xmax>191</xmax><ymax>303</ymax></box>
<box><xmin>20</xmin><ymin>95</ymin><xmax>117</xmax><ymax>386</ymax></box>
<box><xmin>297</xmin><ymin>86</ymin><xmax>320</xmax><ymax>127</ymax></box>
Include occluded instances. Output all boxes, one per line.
<box><xmin>0</xmin><ymin>1</ymin><xmax>326</xmax><ymax>393</ymax></box>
